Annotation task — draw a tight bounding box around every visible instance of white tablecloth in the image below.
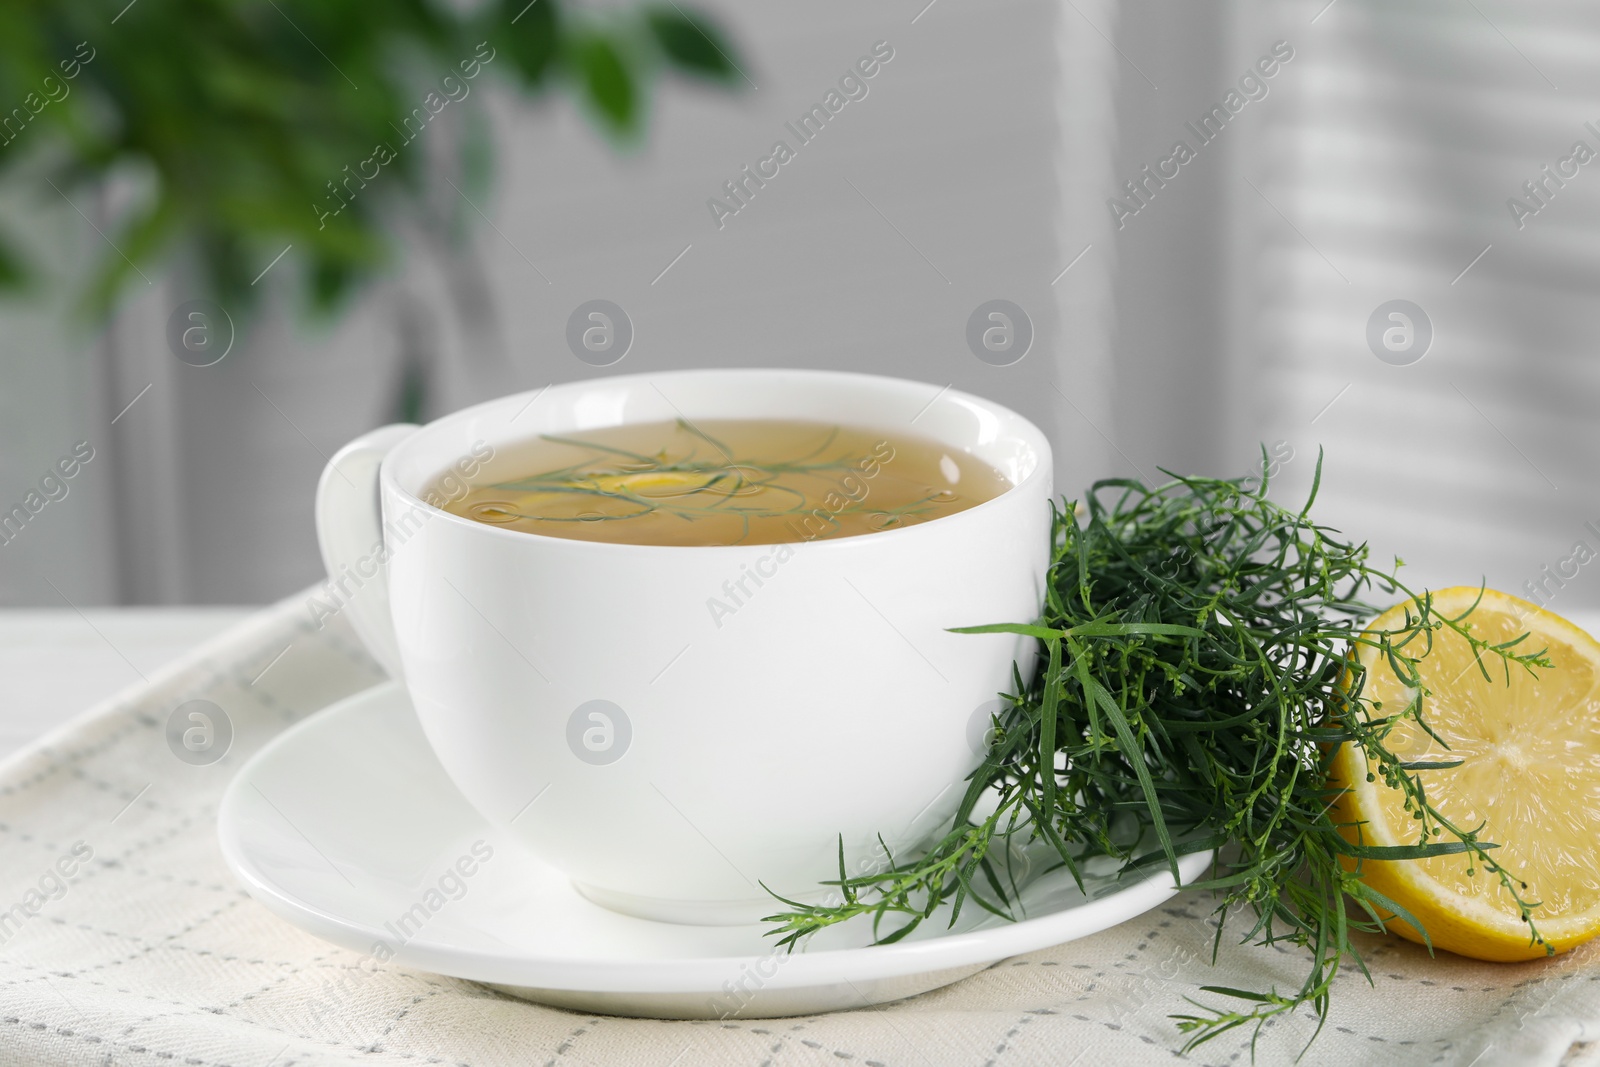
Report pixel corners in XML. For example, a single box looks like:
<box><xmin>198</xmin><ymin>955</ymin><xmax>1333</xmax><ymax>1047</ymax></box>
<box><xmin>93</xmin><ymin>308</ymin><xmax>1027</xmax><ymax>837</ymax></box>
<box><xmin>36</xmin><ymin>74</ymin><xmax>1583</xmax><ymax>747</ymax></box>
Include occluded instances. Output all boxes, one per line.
<box><xmin>0</xmin><ymin>596</ymin><xmax>1597</xmax><ymax>1066</ymax></box>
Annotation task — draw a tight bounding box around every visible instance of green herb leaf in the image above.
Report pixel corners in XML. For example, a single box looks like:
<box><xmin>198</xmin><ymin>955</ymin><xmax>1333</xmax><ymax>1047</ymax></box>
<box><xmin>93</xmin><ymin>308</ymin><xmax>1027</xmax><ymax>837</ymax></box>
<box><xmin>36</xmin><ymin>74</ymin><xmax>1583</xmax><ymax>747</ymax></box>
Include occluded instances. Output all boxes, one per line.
<box><xmin>1335</xmin><ymin>840</ymin><xmax>1491</xmax><ymax>860</ymax></box>
<box><xmin>948</xmin><ymin>623</ymin><xmax>1062</xmax><ymax>639</ymax></box>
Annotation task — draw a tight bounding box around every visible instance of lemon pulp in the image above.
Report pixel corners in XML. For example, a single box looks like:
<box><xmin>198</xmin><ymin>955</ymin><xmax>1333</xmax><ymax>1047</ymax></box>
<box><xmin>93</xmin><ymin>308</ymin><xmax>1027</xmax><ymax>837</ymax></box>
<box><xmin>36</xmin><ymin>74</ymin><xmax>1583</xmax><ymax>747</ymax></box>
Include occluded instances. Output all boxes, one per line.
<box><xmin>1332</xmin><ymin>587</ymin><xmax>1600</xmax><ymax>960</ymax></box>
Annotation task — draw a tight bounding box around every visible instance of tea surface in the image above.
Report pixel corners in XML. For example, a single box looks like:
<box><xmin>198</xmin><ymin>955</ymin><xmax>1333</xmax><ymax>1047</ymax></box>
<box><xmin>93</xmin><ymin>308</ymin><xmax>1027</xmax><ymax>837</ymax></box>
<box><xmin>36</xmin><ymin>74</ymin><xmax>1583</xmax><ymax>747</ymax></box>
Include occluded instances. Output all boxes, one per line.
<box><xmin>435</xmin><ymin>419</ymin><xmax>1009</xmax><ymax>546</ymax></box>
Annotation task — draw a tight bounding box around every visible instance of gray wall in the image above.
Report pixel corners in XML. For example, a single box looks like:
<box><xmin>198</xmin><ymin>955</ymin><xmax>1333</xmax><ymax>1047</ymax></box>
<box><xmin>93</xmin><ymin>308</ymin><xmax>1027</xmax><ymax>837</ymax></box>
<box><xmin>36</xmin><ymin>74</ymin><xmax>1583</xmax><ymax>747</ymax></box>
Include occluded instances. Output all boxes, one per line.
<box><xmin>1</xmin><ymin>0</ymin><xmax>1115</xmax><ymax>606</ymax></box>
<box><xmin>5</xmin><ymin>0</ymin><xmax>1599</xmax><ymax>611</ymax></box>
<box><xmin>1240</xmin><ymin>0</ymin><xmax>1600</xmax><ymax>603</ymax></box>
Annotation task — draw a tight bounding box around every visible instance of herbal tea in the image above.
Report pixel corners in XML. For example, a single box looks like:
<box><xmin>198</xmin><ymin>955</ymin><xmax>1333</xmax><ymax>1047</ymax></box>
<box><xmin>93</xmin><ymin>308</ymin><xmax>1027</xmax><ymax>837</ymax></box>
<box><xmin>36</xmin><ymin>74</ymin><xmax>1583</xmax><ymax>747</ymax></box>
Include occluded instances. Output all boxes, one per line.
<box><xmin>435</xmin><ymin>419</ymin><xmax>1009</xmax><ymax>546</ymax></box>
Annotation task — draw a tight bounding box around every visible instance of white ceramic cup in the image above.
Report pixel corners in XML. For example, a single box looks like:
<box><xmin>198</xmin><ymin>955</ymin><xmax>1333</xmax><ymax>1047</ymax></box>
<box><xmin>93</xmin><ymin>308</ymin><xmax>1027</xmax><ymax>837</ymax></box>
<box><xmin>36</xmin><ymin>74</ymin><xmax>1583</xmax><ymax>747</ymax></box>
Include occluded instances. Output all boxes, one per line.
<box><xmin>315</xmin><ymin>368</ymin><xmax>1052</xmax><ymax>924</ymax></box>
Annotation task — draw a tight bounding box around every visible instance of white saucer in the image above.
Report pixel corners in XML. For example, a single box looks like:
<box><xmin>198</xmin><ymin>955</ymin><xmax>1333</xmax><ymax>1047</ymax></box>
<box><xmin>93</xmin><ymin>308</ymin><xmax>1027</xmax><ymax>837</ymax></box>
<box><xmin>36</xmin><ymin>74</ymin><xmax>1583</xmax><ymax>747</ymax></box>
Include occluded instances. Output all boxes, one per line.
<box><xmin>218</xmin><ymin>682</ymin><xmax>1210</xmax><ymax>1019</ymax></box>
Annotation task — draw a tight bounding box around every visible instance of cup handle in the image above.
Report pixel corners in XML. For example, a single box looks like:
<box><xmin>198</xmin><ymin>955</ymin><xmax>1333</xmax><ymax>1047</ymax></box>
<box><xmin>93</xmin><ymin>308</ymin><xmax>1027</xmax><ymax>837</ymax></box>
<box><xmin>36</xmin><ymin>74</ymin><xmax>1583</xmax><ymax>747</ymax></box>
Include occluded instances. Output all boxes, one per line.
<box><xmin>314</xmin><ymin>423</ymin><xmax>419</xmax><ymax>679</ymax></box>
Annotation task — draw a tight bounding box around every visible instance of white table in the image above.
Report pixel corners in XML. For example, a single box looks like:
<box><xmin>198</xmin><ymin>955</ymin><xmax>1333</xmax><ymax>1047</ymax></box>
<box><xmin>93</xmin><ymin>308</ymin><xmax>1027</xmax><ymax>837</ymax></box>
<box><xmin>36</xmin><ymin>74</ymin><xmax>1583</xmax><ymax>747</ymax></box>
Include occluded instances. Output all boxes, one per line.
<box><xmin>0</xmin><ymin>608</ymin><xmax>251</xmax><ymax>760</ymax></box>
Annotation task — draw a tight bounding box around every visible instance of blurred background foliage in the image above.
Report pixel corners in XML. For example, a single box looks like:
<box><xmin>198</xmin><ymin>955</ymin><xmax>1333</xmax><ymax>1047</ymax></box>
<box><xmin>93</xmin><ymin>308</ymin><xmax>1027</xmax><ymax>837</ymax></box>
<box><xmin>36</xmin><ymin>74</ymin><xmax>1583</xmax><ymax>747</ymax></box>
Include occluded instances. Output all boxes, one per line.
<box><xmin>0</xmin><ymin>0</ymin><xmax>743</xmax><ymax>317</ymax></box>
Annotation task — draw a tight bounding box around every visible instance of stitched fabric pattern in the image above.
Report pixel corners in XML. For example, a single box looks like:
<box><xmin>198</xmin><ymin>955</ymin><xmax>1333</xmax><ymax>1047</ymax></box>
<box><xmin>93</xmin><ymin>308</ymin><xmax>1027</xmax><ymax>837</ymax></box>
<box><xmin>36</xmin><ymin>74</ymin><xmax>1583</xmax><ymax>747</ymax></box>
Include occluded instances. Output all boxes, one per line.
<box><xmin>0</xmin><ymin>590</ymin><xmax>1596</xmax><ymax>1066</ymax></box>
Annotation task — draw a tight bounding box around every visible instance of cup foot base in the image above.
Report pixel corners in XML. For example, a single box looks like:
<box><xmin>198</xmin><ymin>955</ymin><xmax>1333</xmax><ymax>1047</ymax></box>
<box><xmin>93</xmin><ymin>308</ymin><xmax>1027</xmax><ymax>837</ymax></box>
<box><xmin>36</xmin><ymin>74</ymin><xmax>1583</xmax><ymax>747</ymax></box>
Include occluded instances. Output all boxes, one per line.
<box><xmin>573</xmin><ymin>881</ymin><xmax>793</xmax><ymax>926</ymax></box>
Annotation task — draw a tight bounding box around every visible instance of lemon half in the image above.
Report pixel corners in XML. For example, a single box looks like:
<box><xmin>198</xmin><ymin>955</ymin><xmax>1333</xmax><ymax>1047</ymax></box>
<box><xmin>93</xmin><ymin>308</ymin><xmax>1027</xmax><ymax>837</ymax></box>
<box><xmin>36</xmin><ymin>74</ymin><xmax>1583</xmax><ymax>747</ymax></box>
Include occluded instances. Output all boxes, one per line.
<box><xmin>1331</xmin><ymin>587</ymin><xmax>1600</xmax><ymax>961</ymax></box>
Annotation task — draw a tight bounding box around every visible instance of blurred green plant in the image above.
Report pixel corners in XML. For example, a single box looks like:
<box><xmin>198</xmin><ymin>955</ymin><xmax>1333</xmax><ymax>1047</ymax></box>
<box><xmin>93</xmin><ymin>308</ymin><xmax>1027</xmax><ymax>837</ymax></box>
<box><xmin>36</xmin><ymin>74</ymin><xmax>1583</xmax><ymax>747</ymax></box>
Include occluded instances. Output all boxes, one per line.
<box><xmin>0</xmin><ymin>0</ymin><xmax>743</xmax><ymax>315</ymax></box>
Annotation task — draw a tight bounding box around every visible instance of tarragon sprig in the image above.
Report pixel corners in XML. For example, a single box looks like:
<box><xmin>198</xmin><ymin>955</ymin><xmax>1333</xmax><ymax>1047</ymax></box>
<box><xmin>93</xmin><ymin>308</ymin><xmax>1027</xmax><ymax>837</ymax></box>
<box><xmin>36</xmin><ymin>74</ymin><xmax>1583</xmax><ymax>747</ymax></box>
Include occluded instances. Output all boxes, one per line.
<box><xmin>763</xmin><ymin>449</ymin><xmax>1551</xmax><ymax>1054</ymax></box>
